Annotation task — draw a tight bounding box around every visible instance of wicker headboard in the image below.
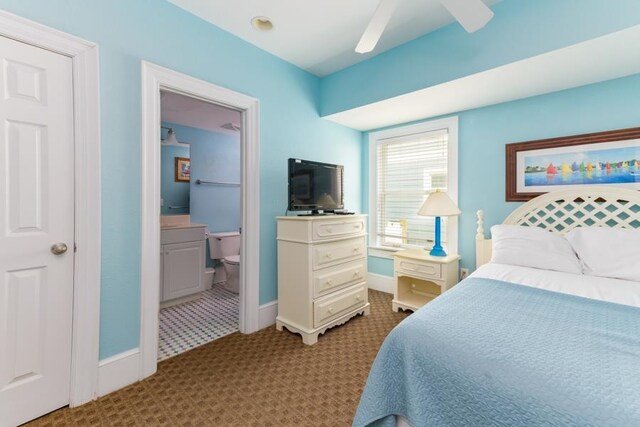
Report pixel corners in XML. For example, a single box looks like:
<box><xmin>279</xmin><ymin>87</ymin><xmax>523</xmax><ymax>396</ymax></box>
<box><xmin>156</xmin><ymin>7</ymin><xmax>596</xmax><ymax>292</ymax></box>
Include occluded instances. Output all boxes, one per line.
<box><xmin>476</xmin><ymin>186</ymin><xmax>640</xmax><ymax>268</ymax></box>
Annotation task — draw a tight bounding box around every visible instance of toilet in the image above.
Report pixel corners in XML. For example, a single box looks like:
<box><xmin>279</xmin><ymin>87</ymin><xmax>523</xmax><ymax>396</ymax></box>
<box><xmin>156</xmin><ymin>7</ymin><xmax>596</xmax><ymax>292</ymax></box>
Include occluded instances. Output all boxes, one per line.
<box><xmin>207</xmin><ymin>231</ymin><xmax>240</xmax><ymax>293</ymax></box>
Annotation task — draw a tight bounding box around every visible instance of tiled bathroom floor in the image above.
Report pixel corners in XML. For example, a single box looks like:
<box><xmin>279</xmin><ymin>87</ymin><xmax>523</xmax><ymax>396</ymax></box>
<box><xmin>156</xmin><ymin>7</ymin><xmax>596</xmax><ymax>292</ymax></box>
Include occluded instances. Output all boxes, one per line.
<box><xmin>158</xmin><ymin>285</ymin><xmax>239</xmax><ymax>361</ymax></box>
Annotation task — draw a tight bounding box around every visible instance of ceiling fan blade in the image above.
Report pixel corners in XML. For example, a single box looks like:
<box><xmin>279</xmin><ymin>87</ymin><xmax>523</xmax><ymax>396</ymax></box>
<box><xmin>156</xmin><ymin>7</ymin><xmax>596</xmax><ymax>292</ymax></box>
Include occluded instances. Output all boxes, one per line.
<box><xmin>439</xmin><ymin>0</ymin><xmax>494</xmax><ymax>33</ymax></box>
<box><xmin>355</xmin><ymin>0</ymin><xmax>400</xmax><ymax>54</ymax></box>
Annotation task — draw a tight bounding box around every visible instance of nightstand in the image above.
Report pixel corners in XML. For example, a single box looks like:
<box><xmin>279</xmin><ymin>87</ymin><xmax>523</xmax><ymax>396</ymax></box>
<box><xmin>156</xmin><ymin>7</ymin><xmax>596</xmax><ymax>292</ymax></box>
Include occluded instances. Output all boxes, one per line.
<box><xmin>392</xmin><ymin>249</ymin><xmax>460</xmax><ymax>312</ymax></box>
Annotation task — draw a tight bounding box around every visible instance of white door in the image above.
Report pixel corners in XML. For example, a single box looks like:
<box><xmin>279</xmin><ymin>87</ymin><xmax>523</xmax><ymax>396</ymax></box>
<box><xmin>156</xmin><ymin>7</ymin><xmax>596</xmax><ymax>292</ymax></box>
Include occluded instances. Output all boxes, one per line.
<box><xmin>0</xmin><ymin>36</ymin><xmax>75</xmax><ymax>426</ymax></box>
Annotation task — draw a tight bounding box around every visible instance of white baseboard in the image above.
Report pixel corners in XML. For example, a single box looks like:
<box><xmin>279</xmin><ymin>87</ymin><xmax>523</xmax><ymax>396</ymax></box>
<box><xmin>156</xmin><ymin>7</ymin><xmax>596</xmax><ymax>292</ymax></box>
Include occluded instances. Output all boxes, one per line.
<box><xmin>98</xmin><ymin>348</ymin><xmax>140</xmax><ymax>397</ymax></box>
<box><xmin>367</xmin><ymin>273</ymin><xmax>394</xmax><ymax>294</ymax></box>
<box><xmin>258</xmin><ymin>300</ymin><xmax>278</xmax><ymax>330</ymax></box>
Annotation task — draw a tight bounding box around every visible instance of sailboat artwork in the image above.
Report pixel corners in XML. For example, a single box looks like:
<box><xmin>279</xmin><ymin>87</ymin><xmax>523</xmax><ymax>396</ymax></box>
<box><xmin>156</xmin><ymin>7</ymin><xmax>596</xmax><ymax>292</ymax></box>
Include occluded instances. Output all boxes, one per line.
<box><xmin>523</xmin><ymin>141</ymin><xmax>640</xmax><ymax>188</ymax></box>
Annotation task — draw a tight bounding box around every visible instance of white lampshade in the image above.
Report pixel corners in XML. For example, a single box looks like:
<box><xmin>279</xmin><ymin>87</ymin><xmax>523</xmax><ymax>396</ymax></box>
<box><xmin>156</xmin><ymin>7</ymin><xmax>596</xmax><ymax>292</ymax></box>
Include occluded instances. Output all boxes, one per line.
<box><xmin>418</xmin><ymin>190</ymin><xmax>461</xmax><ymax>217</ymax></box>
<box><xmin>164</xmin><ymin>128</ymin><xmax>178</xmax><ymax>145</ymax></box>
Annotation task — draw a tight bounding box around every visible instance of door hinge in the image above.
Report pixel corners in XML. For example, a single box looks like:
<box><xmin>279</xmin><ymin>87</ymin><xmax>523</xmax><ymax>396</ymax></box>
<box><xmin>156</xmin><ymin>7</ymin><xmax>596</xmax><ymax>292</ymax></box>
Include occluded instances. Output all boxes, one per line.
<box><xmin>74</xmin><ymin>243</ymin><xmax>78</xmax><ymax>253</ymax></box>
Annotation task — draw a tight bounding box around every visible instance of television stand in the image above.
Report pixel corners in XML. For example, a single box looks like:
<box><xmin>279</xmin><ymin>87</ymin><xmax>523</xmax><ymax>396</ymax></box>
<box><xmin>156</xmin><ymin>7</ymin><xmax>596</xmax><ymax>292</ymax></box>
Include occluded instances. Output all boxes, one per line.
<box><xmin>276</xmin><ymin>214</ymin><xmax>369</xmax><ymax>344</ymax></box>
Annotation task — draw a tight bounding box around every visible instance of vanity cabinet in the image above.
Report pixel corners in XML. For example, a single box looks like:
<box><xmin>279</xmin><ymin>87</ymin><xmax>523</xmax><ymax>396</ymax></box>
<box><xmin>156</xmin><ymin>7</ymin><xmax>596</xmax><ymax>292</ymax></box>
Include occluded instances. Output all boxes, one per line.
<box><xmin>160</xmin><ymin>224</ymin><xmax>206</xmax><ymax>307</ymax></box>
<box><xmin>275</xmin><ymin>215</ymin><xmax>370</xmax><ymax>345</ymax></box>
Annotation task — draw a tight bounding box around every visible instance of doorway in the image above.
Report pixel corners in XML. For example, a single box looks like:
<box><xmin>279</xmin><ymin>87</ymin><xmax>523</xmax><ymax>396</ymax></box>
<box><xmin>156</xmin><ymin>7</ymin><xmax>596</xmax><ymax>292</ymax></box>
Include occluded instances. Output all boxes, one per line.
<box><xmin>140</xmin><ymin>62</ymin><xmax>260</xmax><ymax>379</ymax></box>
<box><xmin>158</xmin><ymin>91</ymin><xmax>242</xmax><ymax>360</ymax></box>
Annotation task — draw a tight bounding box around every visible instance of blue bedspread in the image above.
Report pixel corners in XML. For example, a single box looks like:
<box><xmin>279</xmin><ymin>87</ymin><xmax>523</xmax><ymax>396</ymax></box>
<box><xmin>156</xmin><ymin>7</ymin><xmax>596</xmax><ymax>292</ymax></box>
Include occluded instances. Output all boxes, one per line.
<box><xmin>353</xmin><ymin>278</ymin><xmax>640</xmax><ymax>427</ymax></box>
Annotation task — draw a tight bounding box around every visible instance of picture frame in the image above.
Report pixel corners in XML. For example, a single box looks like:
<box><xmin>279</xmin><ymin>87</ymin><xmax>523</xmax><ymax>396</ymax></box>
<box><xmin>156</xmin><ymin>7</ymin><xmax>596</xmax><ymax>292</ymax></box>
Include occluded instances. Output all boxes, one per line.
<box><xmin>505</xmin><ymin>127</ymin><xmax>640</xmax><ymax>201</ymax></box>
<box><xmin>175</xmin><ymin>157</ymin><xmax>191</xmax><ymax>182</ymax></box>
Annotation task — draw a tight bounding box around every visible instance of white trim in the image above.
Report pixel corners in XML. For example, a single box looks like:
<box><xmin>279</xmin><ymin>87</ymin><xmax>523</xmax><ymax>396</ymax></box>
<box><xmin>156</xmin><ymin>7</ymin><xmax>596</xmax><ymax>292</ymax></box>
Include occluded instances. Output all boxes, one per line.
<box><xmin>368</xmin><ymin>116</ymin><xmax>459</xmax><ymax>255</ymax></box>
<box><xmin>258</xmin><ymin>300</ymin><xmax>278</xmax><ymax>330</ymax></box>
<box><xmin>367</xmin><ymin>273</ymin><xmax>395</xmax><ymax>294</ymax></box>
<box><xmin>0</xmin><ymin>10</ymin><xmax>102</xmax><ymax>407</ymax></box>
<box><xmin>97</xmin><ymin>349</ymin><xmax>140</xmax><ymax>397</ymax></box>
<box><xmin>140</xmin><ymin>62</ymin><xmax>260</xmax><ymax>380</ymax></box>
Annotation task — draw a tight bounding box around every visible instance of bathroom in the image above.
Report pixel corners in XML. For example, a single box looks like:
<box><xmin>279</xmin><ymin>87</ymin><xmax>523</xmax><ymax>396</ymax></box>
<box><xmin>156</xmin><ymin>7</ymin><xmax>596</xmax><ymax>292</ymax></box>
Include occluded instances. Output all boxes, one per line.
<box><xmin>159</xmin><ymin>91</ymin><xmax>242</xmax><ymax>361</ymax></box>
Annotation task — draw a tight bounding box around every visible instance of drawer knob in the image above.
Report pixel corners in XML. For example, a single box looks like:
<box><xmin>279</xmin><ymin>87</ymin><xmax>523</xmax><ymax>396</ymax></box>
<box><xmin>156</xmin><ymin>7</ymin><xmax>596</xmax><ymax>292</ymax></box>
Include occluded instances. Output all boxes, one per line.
<box><xmin>328</xmin><ymin>307</ymin><xmax>334</xmax><ymax>313</ymax></box>
<box><xmin>353</xmin><ymin>247</ymin><xmax>360</xmax><ymax>253</ymax></box>
<box><xmin>325</xmin><ymin>253</ymin><xmax>333</xmax><ymax>259</ymax></box>
<box><xmin>326</xmin><ymin>279</ymin><xmax>333</xmax><ymax>285</ymax></box>
<box><xmin>353</xmin><ymin>271</ymin><xmax>360</xmax><ymax>277</ymax></box>
<box><xmin>326</xmin><ymin>227</ymin><xmax>332</xmax><ymax>233</ymax></box>
<box><xmin>353</xmin><ymin>224</ymin><xmax>359</xmax><ymax>228</ymax></box>
<box><xmin>356</xmin><ymin>295</ymin><xmax>361</xmax><ymax>301</ymax></box>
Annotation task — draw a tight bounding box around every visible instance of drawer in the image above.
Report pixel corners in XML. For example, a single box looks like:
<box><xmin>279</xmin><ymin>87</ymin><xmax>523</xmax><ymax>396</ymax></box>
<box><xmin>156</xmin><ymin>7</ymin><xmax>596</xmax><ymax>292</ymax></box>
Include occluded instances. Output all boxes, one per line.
<box><xmin>312</xmin><ymin>237</ymin><xmax>365</xmax><ymax>270</ymax></box>
<box><xmin>312</xmin><ymin>218</ymin><xmax>365</xmax><ymax>241</ymax></box>
<box><xmin>396</xmin><ymin>259</ymin><xmax>442</xmax><ymax>280</ymax></box>
<box><xmin>313</xmin><ymin>259</ymin><xmax>366</xmax><ymax>297</ymax></box>
<box><xmin>314</xmin><ymin>283</ymin><xmax>367</xmax><ymax>328</ymax></box>
<box><xmin>161</xmin><ymin>227</ymin><xmax>206</xmax><ymax>245</ymax></box>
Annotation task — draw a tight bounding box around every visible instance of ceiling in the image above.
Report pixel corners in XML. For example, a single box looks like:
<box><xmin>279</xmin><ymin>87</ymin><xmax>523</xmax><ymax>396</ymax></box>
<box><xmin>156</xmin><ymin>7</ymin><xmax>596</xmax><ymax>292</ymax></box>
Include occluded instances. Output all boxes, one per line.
<box><xmin>168</xmin><ymin>0</ymin><xmax>500</xmax><ymax>77</ymax></box>
<box><xmin>324</xmin><ymin>26</ymin><xmax>640</xmax><ymax>131</ymax></box>
<box><xmin>161</xmin><ymin>91</ymin><xmax>241</xmax><ymax>135</ymax></box>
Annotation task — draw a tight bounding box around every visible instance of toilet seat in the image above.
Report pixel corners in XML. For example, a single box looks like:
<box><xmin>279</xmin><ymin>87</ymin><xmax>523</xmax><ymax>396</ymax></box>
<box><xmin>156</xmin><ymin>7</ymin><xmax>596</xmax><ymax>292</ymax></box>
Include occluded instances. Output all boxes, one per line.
<box><xmin>223</xmin><ymin>255</ymin><xmax>240</xmax><ymax>265</ymax></box>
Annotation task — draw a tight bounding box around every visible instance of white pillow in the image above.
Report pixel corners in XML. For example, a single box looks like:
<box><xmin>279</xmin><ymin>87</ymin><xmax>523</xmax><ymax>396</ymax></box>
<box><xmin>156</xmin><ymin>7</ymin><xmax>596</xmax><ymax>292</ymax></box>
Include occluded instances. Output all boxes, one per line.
<box><xmin>490</xmin><ymin>224</ymin><xmax>582</xmax><ymax>274</ymax></box>
<box><xmin>565</xmin><ymin>227</ymin><xmax>640</xmax><ymax>282</ymax></box>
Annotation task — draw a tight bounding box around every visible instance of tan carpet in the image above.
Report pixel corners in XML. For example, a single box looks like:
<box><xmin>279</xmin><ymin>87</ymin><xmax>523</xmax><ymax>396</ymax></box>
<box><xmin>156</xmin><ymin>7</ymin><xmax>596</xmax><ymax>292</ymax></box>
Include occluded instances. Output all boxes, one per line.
<box><xmin>28</xmin><ymin>290</ymin><xmax>408</xmax><ymax>426</ymax></box>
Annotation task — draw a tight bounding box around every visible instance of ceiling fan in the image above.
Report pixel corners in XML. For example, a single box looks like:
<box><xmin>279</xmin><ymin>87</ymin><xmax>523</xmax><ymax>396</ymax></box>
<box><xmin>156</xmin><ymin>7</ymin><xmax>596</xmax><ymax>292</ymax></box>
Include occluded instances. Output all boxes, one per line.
<box><xmin>356</xmin><ymin>0</ymin><xmax>494</xmax><ymax>53</ymax></box>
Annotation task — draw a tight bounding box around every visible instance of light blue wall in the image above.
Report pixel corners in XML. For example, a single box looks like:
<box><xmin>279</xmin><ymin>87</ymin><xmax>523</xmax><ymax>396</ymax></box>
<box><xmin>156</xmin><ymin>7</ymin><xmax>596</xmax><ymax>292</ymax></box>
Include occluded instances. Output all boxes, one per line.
<box><xmin>5</xmin><ymin>0</ymin><xmax>636</xmax><ymax>360</ymax></box>
<box><xmin>163</xmin><ymin>122</ymin><xmax>242</xmax><ymax>268</ymax></box>
<box><xmin>0</xmin><ymin>0</ymin><xmax>362</xmax><ymax>359</ymax></box>
<box><xmin>366</xmin><ymin>73</ymin><xmax>640</xmax><ymax>277</ymax></box>
<box><xmin>160</xmin><ymin>142</ymin><xmax>190</xmax><ymax>215</ymax></box>
<box><xmin>161</xmin><ymin>122</ymin><xmax>241</xmax><ymax>234</ymax></box>
<box><xmin>190</xmin><ymin>131</ymin><xmax>241</xmax><ymax>233</ymax></box>
<box><xmin>321</xmin><ymin>0</ymin><xmax>640</xmax><ymax>116</ymax></box>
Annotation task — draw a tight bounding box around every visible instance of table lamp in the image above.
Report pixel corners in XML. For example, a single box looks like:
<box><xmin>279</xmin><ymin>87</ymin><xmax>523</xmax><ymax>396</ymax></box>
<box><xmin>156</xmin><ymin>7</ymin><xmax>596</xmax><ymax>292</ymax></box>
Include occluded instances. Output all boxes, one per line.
<box><xmin>417</xmin><ymin>189</ymin><xmax>461</xmax><ymax>256</ymax></box>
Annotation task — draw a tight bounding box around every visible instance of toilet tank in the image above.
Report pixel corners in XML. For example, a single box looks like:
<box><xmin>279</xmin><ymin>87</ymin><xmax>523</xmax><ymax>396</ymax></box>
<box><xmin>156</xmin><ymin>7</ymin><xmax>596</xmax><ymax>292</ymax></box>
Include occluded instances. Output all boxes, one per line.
<box><xmin>208</xmin><ymin>231</ymin><xmax>240</xmax><ymax>259</ymax></box>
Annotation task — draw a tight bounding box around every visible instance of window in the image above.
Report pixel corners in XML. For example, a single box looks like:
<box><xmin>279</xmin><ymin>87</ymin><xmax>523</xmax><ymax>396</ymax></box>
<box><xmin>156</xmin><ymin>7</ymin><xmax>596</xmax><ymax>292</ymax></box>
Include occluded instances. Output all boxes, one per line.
<box><xmin>369</xmin><ymin>117</ymin><xmax>458</xmax><ymax>255</ymax></box>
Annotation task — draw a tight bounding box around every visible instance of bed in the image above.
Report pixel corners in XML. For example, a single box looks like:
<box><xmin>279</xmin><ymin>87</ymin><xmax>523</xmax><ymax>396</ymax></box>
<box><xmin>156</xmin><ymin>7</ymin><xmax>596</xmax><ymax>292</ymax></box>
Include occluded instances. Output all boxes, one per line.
<box><xmin>353</xmin><ymin>186</ymin><xmax>640</xmax><ymax>427</ymax></box>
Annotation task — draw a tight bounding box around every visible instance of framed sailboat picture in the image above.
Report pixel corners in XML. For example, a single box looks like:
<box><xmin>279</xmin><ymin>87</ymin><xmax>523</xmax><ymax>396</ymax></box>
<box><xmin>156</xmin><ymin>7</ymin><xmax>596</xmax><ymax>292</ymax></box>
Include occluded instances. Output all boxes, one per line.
<box><xmin>506</xmin><ymin>127</ymin><xmax>640</xmax><ymax>201</ymax></box>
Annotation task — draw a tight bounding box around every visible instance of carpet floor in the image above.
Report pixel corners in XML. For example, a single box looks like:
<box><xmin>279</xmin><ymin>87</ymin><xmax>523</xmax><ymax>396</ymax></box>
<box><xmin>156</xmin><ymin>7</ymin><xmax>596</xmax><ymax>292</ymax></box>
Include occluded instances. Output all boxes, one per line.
<box><xmin>28</xmin><ymin>290</ymin><xmax>408</xmax><ymax>427</ymax></box>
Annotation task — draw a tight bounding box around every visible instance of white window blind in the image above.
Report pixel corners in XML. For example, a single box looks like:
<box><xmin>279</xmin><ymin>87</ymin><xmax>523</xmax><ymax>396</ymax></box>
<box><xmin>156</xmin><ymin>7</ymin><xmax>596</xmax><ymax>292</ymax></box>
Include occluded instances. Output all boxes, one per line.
<box><xmin>375</xmin><ymin>129</ymin><xmax>449</xmax><ymax>248</ymax></box>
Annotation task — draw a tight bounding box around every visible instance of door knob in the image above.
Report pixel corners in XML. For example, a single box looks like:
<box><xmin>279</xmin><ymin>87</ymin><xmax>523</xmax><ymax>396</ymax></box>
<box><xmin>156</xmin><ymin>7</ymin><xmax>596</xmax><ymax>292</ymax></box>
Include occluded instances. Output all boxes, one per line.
<box><xmin>51</xmin><ymin>243</ymin><xmax>68</xmax><ymax>255</ymax></box>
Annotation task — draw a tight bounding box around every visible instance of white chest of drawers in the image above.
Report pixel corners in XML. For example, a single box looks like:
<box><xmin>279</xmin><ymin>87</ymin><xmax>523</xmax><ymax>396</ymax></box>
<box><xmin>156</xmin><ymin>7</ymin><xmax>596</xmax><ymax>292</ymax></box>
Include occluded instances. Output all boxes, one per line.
<box><xmin>276</xmin><ymin>214</ymin><xmax>370</xmax><ymax>344</ymax></box>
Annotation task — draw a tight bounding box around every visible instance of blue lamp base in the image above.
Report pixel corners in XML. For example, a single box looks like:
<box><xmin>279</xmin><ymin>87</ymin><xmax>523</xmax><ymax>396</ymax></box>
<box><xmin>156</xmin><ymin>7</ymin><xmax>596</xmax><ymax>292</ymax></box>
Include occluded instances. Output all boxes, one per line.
<box><xmin>429</xmin><ymin>216</ymin><xmax>447</xmax><ymax>257</ymax></box>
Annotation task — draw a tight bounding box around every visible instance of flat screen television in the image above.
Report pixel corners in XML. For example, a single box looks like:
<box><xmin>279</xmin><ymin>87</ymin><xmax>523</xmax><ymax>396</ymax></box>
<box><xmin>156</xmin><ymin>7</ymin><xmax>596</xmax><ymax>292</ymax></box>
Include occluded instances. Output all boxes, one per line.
<box><xmin>288</xmin><ymin>158</ymin><xmax>344</xmax><ymax>214</ymax></box>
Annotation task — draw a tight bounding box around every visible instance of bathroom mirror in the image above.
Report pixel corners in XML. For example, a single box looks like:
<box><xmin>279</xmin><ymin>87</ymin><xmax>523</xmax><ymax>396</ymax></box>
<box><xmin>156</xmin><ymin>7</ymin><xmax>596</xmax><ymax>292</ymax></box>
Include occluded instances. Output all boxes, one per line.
<box><xmin>161</xmin><ymin>133</ymin><xmax>191</xmax><ymax>216</ymax></box>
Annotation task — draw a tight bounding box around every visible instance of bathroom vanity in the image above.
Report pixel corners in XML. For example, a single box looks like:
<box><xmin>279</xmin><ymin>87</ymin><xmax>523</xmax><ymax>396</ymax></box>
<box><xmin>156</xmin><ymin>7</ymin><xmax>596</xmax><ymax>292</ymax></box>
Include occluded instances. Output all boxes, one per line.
<box><xmin>160</xmin><ymin>218</ymin><xmax>206</xmax><ymax>307</ymax></box>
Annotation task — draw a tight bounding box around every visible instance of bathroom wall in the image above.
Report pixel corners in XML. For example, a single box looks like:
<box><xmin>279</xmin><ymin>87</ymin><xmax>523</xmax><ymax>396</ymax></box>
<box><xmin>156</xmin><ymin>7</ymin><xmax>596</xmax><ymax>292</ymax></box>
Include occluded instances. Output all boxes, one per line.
<box><xmin>162</xmin><ymin>121</ymin><xmax>241</xmax><ymax>268</ymax></box>
<box><xmin>160</xmin><ymin>142</ymin><xmax>190</xmax><ymax>215</ymax></box>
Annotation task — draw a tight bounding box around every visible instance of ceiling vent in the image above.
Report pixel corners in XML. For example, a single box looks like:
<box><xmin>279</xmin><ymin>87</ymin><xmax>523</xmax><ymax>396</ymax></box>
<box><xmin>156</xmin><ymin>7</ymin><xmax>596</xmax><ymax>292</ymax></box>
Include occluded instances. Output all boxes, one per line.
<box><xmin>221</xmin><ymin>122</ymin><xmax>241</xmax><ymax>132</ymax></box>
